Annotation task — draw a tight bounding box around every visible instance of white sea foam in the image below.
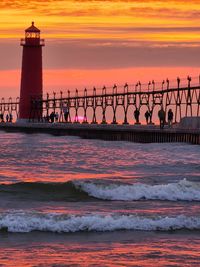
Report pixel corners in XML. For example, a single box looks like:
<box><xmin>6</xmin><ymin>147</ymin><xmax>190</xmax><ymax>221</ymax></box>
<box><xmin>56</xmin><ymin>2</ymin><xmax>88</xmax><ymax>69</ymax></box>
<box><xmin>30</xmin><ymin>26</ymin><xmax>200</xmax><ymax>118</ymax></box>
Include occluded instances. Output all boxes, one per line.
<box><xmin>73</xmin><ymin>179</ymin><xmax>200</xmax><ymax>201</ymax></box>
<box><xmin>0</xmin><ymin>212</ymin><xmax>200</xmax><ymax>233</ymax></box>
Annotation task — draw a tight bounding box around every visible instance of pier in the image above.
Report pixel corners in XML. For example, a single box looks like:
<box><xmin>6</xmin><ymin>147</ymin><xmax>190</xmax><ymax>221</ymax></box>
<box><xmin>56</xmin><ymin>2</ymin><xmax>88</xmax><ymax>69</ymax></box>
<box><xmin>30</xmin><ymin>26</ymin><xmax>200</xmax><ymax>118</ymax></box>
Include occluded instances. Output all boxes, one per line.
<box><xmin>0</xmin><ymin>121</ymin><xmax>199</xmax><ymax>145</ymax></box>
<box><xmin>0</xmin><ymin>75</ymin><xmax>199</xmax><ymax>144</ymax></box>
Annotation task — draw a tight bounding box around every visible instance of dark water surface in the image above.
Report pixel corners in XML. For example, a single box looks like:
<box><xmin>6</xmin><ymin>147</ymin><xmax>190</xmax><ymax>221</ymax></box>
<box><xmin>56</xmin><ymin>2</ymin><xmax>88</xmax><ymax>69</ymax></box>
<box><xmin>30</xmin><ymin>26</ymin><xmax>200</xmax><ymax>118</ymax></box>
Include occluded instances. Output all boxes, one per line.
<box><xmin>0</xmin><ymin>132</ymin><xmax>199</xmax><ymax>266</ymax></box>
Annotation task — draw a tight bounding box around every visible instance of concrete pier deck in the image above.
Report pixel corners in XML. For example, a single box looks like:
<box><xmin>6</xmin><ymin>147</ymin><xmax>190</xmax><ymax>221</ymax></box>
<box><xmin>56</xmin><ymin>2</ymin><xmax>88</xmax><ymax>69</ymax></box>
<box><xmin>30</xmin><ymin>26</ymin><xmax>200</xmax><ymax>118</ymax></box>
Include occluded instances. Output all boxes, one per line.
<box><xmin>0</xmin><ymin>122</ymin><xmax>199</xmax><ymax>144</ymax></box>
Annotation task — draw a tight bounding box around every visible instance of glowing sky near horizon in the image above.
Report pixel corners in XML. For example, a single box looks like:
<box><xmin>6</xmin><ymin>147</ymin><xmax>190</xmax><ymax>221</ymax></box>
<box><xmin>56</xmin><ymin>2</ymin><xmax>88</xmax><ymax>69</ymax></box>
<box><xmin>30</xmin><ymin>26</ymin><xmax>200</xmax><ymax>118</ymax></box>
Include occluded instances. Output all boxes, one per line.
<box><xmin>0</xmin><ymin>0</ymin><xmax>200</xmax><ymax>97</ymax></box>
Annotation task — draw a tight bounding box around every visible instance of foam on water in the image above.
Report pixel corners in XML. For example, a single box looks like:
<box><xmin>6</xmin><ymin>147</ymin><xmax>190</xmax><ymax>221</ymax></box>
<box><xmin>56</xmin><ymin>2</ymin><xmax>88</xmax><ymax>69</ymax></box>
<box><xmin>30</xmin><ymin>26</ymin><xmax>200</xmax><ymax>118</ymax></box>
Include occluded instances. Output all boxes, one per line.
<box><xmin>0</xmin><ymin>211</ymin><xmax>200</xmax><ymax>233</ymax></box>
<box><xmin>74</xmin><ymin>179</ymin><xmax>200</xmax><ymax>201</ymax></box>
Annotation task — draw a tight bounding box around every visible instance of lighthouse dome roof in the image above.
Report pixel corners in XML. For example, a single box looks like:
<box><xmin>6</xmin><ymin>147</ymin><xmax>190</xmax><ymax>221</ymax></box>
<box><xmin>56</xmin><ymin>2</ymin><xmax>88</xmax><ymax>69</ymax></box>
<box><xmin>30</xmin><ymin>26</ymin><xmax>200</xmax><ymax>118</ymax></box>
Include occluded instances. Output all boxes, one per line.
<box><xmin>25</xmin><ymin>22</ymin><xmax>40</xmax><ymax>33</ymax></box>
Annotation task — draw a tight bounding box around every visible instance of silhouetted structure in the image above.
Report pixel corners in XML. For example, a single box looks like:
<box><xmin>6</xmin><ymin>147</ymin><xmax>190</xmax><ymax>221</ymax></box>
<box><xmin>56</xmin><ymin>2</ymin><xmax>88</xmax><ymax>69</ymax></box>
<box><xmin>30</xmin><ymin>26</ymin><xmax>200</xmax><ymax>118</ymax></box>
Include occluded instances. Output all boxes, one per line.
<box><xmin>29</xmin><ymin>76</ymin><xmax>200</xmax><ymax>124</ymax></box>
<box><xmin>0</xmin><ymin>77</ymin><xmax>200</xmax><ymax>125</ymax></box>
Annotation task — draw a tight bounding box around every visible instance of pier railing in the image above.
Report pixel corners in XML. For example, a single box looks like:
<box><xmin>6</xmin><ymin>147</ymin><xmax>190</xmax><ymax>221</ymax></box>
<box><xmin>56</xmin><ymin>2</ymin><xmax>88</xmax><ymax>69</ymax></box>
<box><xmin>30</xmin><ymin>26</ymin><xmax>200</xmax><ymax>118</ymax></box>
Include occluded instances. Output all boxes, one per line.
<box><xmin>30</xmin><ymin>75</ymin><xmax>200</xmax><ymax>124</ymax></box>
<box><xmin>0</xmin><ymin>76</ymin><xmax>200</xmax><ymax>124</ymax></box>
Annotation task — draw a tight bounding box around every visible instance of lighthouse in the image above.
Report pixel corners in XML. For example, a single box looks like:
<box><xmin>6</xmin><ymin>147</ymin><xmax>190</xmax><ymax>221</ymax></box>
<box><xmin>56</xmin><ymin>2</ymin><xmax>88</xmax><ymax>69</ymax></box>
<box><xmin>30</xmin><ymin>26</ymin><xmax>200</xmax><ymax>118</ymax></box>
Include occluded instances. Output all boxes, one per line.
<box><xmin>19</xmin><ymin>22</ymin><xmax>45</xmax><ymax>121</ymax></box>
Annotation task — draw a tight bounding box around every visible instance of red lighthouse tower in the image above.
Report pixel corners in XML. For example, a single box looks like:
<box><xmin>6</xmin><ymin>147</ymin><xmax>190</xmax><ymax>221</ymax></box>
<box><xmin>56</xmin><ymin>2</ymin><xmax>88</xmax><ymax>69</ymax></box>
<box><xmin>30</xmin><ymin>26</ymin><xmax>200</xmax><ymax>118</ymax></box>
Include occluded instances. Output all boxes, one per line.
<box><xmin>19</xmin><ymin>22</ymin><xmax>45</xmax><ymax>121</ymax></box>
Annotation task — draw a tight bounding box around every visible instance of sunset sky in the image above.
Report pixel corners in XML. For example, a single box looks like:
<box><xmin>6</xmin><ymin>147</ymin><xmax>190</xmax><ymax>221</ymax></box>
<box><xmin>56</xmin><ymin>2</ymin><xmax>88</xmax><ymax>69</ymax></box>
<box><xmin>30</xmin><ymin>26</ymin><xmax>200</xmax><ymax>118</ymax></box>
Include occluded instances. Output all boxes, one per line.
<box><xmin>0</xmin><ymin>0</ymin><xmax>200</xmax><ymax>97</ymax></box>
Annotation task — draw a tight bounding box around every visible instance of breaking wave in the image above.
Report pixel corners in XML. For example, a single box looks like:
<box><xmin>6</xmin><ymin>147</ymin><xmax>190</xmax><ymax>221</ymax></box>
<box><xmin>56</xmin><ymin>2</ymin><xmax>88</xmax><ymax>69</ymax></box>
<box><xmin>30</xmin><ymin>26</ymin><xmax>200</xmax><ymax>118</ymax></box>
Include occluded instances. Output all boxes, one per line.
<box><xmin>0</xmin><ymin>211</ymin><xmax>200</xmax><ymax>233</ymax></box>
<box><xmin>73</xmin><ymin>179</ymin><xmax>200</xmax><ymax>201</ymax></box>
<box><xmin>1</xmin><ymin>179</ymin><xmax>200</xmax><ymax>202</ymax></box>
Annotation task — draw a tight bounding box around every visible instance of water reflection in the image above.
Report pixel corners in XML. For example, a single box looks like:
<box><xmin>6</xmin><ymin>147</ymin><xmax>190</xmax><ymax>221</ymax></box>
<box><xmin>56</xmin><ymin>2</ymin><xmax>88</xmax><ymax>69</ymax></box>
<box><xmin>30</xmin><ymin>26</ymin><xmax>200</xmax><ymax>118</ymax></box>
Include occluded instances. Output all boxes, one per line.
<box><xmin>0</xmin><ymin>133</ymin><xmax>199</xmax><ymax>184</ymax></box>
<box><xmin>0</xmin><ymin>231</ymin><xmax>199</xmax><ymax>267</ymax></box>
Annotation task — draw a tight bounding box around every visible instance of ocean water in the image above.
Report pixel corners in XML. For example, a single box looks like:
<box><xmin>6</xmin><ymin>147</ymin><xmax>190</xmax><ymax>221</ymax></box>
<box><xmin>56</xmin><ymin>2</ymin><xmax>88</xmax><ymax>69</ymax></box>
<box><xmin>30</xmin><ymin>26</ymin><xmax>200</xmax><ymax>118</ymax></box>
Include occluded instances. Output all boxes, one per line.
<box><xmin>0</xmin><ymin>132</ymin><xmax>200</xmax><ymax>266</ymax></box>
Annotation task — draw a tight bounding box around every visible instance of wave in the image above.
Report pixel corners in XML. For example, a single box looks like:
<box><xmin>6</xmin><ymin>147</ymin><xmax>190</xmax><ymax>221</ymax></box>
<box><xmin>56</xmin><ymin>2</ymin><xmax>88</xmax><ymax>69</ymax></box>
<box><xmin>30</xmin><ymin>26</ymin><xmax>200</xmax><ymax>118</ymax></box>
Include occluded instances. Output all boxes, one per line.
<box><xmin>73</xmin><ymin>179</ymin><xmax>200</xmax><ymax>201</ymax></box>
<box><xmin>0</xmin><ymin>181</ymin><xmax>91</xmax><ymax>201</ymax></box>
<box><xmin>1</xmin><ymin>179</ymin><xmax>200</xmax><ymax>202</ymax></box>
<box><xmin>0</xmin><ymin>211</ymin><xmax>200</xmax><ymax>233</ymax></box>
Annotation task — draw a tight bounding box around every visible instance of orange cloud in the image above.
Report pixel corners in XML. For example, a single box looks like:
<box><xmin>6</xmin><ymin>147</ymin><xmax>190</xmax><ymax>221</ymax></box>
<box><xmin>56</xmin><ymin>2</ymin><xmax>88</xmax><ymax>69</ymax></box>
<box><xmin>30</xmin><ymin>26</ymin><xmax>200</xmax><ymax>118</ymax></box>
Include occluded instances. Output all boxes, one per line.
<box><xmin>0</xmin><ymin>0</ymin><xmax>200</xmax><ymax>43</ymax></box>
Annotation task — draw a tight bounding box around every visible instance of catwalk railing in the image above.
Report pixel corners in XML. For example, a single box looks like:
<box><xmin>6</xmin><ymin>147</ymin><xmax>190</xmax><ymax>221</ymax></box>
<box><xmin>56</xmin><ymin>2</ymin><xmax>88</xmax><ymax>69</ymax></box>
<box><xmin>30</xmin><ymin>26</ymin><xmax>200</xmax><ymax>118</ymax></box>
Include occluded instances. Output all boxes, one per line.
<box><xmin>0</xmin><ymin>76</ymin><xmax>200</xmax><ymax>124</ymax></box>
